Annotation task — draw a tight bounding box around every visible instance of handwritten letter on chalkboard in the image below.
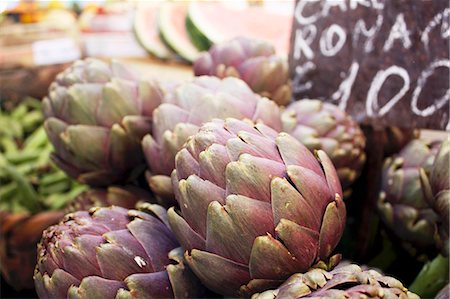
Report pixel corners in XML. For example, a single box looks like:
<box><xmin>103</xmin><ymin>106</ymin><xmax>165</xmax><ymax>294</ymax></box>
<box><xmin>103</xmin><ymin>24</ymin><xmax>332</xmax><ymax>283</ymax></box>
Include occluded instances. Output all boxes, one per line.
<box><xmin>289</xmin><ymin>0</ymin><xmax>449</xmax><ymax>130</ymax></box>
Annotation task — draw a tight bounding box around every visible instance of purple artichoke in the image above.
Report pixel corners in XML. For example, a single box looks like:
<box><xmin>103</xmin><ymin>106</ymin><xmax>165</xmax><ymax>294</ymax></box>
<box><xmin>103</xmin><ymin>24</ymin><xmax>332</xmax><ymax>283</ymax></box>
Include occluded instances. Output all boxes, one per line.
<box><xmin>281</xmin><ymin>100</ymin><xmax>366</xmax><ymax>192</ymax></box>
<box><xmin>43</xmin><ymin>58</ymin><xmax>163</xmax><ymax>187</ymax></box>
<box><xmin>168</xmin><ymin>118</ymin><xmax>346</xmax><ymax>296</ymax></box>
<box><xmin>253</xmin><ymin>263</ymin><xmax>420</xmax><ymax>299</ymax></box>
<box><xmin>64</xmin><ymin>185</ymin><xmax>154</xmax><ymax>213</ymax></box>
<box><xmin>421</xmin><ymin>140</ymin><xmax>450</xmax><ymax>256</ymax></box>
<box><xmin>194</xmin><ymin>37</ymin><xmax>292</xmax><ymax>106</ymax></box>
<box><xmin>142</xmin><ymin>76</ymin><xmax>281</xmax><ymax>203</ymax></box>
<box><xmin>436</xmin><ymin>284</ymin><xmax>450</xmax><ymax>299</ymax></box>
<box><xmin>34</xmin><ymin>206</ymin><xmax>204</xmax><ymax>298</ymax></box>
<box><xmin>378</xmin><ymin>139</ymin><xmax>441</xmax><ymax>251</ymax></box>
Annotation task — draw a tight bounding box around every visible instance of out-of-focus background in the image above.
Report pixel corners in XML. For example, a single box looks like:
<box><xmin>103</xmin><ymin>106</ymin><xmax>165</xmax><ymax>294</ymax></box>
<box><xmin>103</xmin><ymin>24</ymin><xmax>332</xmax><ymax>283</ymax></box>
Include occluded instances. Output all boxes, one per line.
<box><xmin>0</xmin><ymin>0</ymin><xmax>293</xmax><ymax>107</ymax></box>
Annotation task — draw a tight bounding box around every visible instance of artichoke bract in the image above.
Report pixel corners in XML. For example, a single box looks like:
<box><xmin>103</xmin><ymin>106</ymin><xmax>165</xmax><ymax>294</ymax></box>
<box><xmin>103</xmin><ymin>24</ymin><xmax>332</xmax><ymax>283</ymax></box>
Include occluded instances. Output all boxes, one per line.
<box><xmin>43</xmin><ymin>58</ymin><xmax>163</xmax><ymax>186</ymax></box>
<box><xmin>378</xmin><ymin>139</ymin><xmax>441</xmax><ymax>252</ymax></box>
<box><xmin>281</xmin><ymin>100</ymin><xmax>366</xmax><ymax>191</ymax></box>
<box><xmin>64</xmin><ymin>185</ymin><xmax>154</xmax><ymax>213</ymax></box>
<box><xmin>193</xmin><ymin>37</ymin><xmax>292</xmax><ymax>106</ymax></box>
<box><xmin>421</xmin><ymin>140</ymin><xmax>450</xmax><ymax>256</ymax></box>
<box><xmin>34</xmin><ymin>206</ymin><xmax>204</xmax><ymax>299</ymax></box>
<box><xmin>168</xmin><ymin>118</ymin><xmax>346</xmax><ymax>296</ymax></box>
<box><xmin>142</xmin><ymin>76</ymin><xmax>281</xmax><ymax>204</ymax></box>
<box><xmin>252</xmin><ymin>263</ymin><xmax>420</xmax><ymax>299</ymax></box>
<box><xmin>436</xmin><ymin>284</ymin><xmax>450</xmax><ymax>299</ymax></box>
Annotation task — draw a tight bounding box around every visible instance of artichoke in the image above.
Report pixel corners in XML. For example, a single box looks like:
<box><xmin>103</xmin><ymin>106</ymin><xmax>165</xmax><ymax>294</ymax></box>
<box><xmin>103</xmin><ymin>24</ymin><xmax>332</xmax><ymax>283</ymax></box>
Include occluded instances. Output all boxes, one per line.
<box><xmin>421</xmin><ymin>140</ymin><xmax>450</xmax><ymax>256</ymax></box>
<box><xmin>436</xmin><ymin>284</ymin><xmax>450</xmax><ymax>299</ymax></box>
<box><xmin>193</xmin><ymin>37</ymin><xmax>291</xmax><ymax>106</ymax></box>
<box><xmin>378</xmin><ymin>139</ymin><xmax>441</xmax><ymax>252</ymax></box>
<box><xmin>0</xmin><ymin>210</ymin><xmax>64</xmax><ymax>290</ymax></box>
<box><xmin>34</xmin><ymin>206</ymin><xmax>204</xmax><ymax>298</ymax></box>
<box><xmin>168</xmin><ymin>118</ymin><xmax>346</xmax><ymax>296</ymax></box>
<box><xmin>43</xmin><ymin>58</ymin><xmax>163</xmax><ymax>187</ymax></box>
<box><xmin>142</xmin><ymin>76</ymin><xmax>281</xmax><ymax>203</ymax></box>
<box><xmin>281</xmin><ymin>100</ymin><xmax>366</xmax><ymax>191</ymax></box>
<box><xmin>252</xmin><ymin>263</ymin><xmax>420</xmax><ymax>299</ymax></box>
<box><xmin>382</xmin><ymin>127</ymin><xmax>419</xmax><ymax>157</ymax></box>
<box><xmin>64</xmin><ymin>185</ymin><xmax>154</xmax><ymax>213</ymax></box>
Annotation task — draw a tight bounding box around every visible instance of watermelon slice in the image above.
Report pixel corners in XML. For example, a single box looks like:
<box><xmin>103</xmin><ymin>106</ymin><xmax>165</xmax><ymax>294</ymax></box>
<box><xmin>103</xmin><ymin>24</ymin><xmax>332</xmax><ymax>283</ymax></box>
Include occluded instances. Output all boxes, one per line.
<box><xmin>187</xmin><ymin>2</ymin><xmax>293</xmax><ymax>55</ymax></box>
<box><xmin>134</xmin><ymin>2</ymin><xmax>175</xmax><ymax>60</ymax></box>
<box><xmin>158</xmin><ymin>2</ymin><xmax>200</xmax><ymax>63</ymax></box>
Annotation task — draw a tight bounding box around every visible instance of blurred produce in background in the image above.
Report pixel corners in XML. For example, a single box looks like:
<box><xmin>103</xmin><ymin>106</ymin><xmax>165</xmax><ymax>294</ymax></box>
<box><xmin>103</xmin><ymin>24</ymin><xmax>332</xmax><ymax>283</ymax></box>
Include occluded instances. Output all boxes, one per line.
<box><xmin>0</xmin><ymin>1</ymin><xmax>448</xmax><ymax>299</ymax></box>
<box><xmin>0</xmin><ymin>98</ymin><xmax>87</xmax><ymax>291</ymax></box>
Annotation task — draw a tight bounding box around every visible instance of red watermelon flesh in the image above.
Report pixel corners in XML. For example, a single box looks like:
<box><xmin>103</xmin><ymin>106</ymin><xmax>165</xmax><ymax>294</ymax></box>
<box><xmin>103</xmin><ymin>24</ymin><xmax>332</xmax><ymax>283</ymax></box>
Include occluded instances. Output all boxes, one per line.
<box><xmin>159</xmin><ymin>2</ymin><xmax>200</xmax><ymax>62</ymax></box>
<box><xmin>134</xmin><ymin>3</ymin><xmax>174</xmax><ymax>59</ymax></box>
<box><xmin>189</xmin><ymin>2</ymin><xmax>293</xmax><ymax>55</ymax></box>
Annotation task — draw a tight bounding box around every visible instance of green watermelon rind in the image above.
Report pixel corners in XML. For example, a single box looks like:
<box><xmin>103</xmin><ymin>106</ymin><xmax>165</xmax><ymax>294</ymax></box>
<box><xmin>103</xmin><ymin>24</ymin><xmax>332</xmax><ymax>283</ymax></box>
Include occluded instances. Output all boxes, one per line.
<box><xmin>186</xmin><ymin>3</ymin><xmax>225</xmax><ymax>47</ymax></box>
<box><xmin>133</xmin><ymin>5</ymin><xmax>174</xmax><ymax>60</ymax></box>
<box><xmin>157</xmin><ymin>4</ymin><xmax>200</xmax><ymax>63</ymax></box>
<box><xmin>185</xmin><ymin>12</ymin><xmax>213</xmax><ymax>51</ymax></box>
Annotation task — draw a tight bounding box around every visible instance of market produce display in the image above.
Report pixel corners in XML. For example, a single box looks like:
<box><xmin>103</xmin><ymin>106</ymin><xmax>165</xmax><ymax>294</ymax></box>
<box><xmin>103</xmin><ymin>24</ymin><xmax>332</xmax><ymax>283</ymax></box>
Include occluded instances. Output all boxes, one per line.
<box><xmin>43</xmin><ymin>58</ymin><xmax>163</xmax><ymax>187</ymax></box>
<box><xmin>281</xmin><ymin>100</ymin><xmax>366</xmax><ymax>192</ymax></box>
<box><xmin>377</xmin><ymin>139</ymin><xmax>441</xmax><ymax>253</ymax></box>
<box><xmin>0</xmin><ymin>99</ymin><xmax>86</xmax><ymax>290</ymax></box>
<box><xmin>168</xmin><ymin>118</ymin><xmax>345</xmax><ymax>296</ymax></box>
<box><xmin>142</xmin><ymin>76</ymin><xmax>281</xmax><ymax>204</ymax></box>
<box><xmin>194</xmin><ymin>37</ymin><xmax>291</xmax><ymax>106</ymax></box>
<box><xmin>421</xmin><ymin>141</ymin><xmax>450</xmax><ymax>256</ymax></box>
<box><xmin>1</xmin><ymin>2</ymin><xmax>448</xmax><ymax>298</ymax></box>
<box><xmin>34</xmin><ymin>206</ymin><xmax>205</xmax><ymax>298</ymax></box>
<box><xmin>252</xmin><ymin>263</ymin><xmax>420</xmax><ymax>299</ymax></box>
<box><xmin>133</xmin><ymin>1</ymin><xmax>292</xmax><ymax>63</ymax></box>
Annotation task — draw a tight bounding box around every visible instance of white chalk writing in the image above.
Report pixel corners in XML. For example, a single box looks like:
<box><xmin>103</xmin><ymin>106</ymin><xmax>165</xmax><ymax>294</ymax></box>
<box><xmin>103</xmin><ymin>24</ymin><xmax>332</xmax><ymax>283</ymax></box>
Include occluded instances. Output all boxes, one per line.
<box><xmin>291</xmin><ymin>0</ymin><xmax>449</xmax><ymax>129</ymax></box>
<box><xmin>349</xmin><ymin>0</ymin><xmax>371</xmax><ymax>10</ymax></box>
<box><xmin>332</xmin><ymin>61</ymin><xmax>360</xmax><ymax>110</ymax></box>
<box><xmin>293</xmin><ymin>62</ymin><xmax>316</xmax><ymax>93</ymax></box>
<box><xmin>295</xmin><ymin>0</ymin><xmax>322</xmax><ymax>25</ymax></box>
<box><xmin>370</xmin><ymin>0</ymin><xmax>384</xmax><ymax>10</ymax></box>
<box><xmin>353</xmin><ymin>14</ymin><xmax>383</xmax><ymax>53</ymax></box>
<box><xmin>294</xmin><ymin>26</ymin><xmax>317</xmax><ymax>60</ymax></box>
<box><xmin>383</xmin><ymin>13</ymin><xmax>412</xmax><ymax>51</ymax></box>
<box><xmin>320</xmin><ymin>24</ymin><xmax>347</xmax><ymax>56</ymax></box>
<box><xmin>421</xmin><ymin>8</ymin><xmax>450</xmax><ymax>51</ymax></box>
<box><xmin>411</xmin><ymin>59</ymin><xmax>450</xmax><ymax>117</ymax></box>
<box><xmin>366</xmin><ymin>66</ymin><xmax>410</xmax><ymax>117</ymax></box>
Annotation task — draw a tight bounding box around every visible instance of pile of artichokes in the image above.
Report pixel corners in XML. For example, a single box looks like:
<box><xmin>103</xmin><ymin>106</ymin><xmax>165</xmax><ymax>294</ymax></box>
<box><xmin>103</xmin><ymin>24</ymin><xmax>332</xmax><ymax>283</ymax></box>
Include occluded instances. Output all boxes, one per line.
<box><xmin>1</xmin><ymin>36</ymin><xmax>448</xmax><ymax>299</ymax></box>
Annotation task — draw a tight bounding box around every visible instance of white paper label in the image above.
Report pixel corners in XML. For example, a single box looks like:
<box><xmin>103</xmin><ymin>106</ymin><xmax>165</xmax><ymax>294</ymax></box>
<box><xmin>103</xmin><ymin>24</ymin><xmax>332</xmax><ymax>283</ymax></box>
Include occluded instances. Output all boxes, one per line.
<box><xmin>32</xmin><ymin>38</ymin><xmax>81</xmax><ymax>66</ymax></box>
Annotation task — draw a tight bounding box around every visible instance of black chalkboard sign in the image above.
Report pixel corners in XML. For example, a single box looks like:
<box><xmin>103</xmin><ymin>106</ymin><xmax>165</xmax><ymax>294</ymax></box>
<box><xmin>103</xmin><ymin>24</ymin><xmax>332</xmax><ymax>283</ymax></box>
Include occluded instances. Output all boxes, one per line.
<box><xmin>289</xmin><ymin>0</ymin><xmax>449</xmax><ymax>130</ymax></box>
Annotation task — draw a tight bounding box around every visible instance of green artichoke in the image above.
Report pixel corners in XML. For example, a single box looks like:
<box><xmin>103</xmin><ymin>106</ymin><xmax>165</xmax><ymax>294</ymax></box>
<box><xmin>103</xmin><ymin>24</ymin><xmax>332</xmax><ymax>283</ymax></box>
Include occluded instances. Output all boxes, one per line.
<box><xmin>34</xmin><ymin>206</ymin><xmax>204</xmax><ymax>298</ymax></box>
<box><xmin>142</xmin><ymin>76</ymin><xmax>281</xmax><ymax>203</ymax></box>
<box><xmin>421</xmin><ymin>140</ymin><xmax>450</xmax><ymax>256</ymax></box>
<box><xmin>378</xmin><ymin>139</ymin><xmax>441</xmax><ymax>252</ymax></box>
<box><xmin>281</xmin><ymin>100</ymin><xmax>366</xmax><ymax>191</ymax></box>
<box><xmin>43</xmin><ymin>58</ymin><xmax>163</xmax><ymax>187</ymax></box>
<box><xmin>252</xmin><ymin>263</ymin><xmax>420</xmax><ymax>299</ymax></box>
<box><xmin>193</xmin><ymin>37</ymin><xmax>292</xmax><ymax>106</ymax></box>
<box><xmin>168</xmin><ymin>118</ymin><xmax>345</xmax><ymax>296</ymax></box>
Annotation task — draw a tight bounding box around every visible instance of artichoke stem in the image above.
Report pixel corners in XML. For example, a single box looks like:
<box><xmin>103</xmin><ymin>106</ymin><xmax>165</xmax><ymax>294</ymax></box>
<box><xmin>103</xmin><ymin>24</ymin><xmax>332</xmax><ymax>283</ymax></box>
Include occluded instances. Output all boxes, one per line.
<box><xmin>409</xmin><ymin>254</ymin><xmax>449</xmax><ymax>298</ymax></box>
